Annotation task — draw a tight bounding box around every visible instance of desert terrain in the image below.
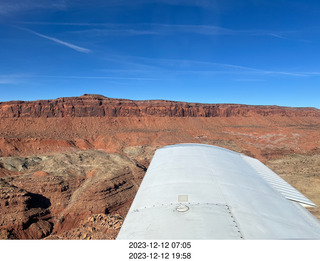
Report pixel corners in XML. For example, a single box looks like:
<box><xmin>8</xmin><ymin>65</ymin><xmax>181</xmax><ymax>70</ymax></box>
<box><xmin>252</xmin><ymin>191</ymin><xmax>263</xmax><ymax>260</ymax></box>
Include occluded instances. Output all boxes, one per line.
<box><xmin>1</xmin><ymin>94</ymin><xmax>320</xmax><ymax>239</ymax></box>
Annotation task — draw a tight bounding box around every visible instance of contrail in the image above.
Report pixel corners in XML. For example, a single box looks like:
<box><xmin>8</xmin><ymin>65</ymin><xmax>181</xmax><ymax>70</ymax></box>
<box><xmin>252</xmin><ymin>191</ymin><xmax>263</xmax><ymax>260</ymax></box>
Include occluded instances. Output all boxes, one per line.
<box><xmin>17</xmin><ymin>27</ymin><xmax>92</xmax><ymax>53</ymax></box>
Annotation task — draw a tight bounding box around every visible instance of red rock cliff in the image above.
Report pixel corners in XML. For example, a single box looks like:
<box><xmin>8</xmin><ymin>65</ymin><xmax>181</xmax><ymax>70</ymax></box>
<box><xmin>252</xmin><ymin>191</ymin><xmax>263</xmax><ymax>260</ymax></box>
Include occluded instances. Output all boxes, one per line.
<box><xmin>1</xmin><ymin>94</ymin><xmax>319</xmax><ymax>118</ymax></box>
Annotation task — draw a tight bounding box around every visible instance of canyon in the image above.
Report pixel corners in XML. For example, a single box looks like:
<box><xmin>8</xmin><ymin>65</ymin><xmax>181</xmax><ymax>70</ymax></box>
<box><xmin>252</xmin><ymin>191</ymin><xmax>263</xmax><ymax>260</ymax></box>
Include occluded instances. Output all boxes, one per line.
<box><xmin>1</xmin><ymin>94</ymin><xmax>320</xmax><ymax>239</ymax></box>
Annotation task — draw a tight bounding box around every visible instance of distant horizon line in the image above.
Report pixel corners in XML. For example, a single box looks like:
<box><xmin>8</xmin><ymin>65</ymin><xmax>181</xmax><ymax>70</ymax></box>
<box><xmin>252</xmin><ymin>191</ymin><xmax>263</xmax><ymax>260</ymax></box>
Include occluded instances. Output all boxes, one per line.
<box><xmin>0</xmin><ymin>94</ymin><xmax>319</xmax><ymax>110</ymax></box>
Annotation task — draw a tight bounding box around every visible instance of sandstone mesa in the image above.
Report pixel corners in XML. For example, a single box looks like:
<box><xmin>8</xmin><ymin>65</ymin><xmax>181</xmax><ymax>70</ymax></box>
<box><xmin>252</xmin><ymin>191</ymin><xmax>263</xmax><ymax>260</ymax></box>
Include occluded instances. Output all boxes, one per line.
<box><xmin>1</xmin><ymin>94</ymin><xmax>320</xmax><ymax>239</ymax></box>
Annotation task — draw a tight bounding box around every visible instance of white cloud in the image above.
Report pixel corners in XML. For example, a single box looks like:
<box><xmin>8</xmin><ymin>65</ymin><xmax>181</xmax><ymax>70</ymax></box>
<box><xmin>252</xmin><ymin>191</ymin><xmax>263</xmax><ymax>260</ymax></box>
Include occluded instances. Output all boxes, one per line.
<box><xmin>18</xmin><ymin>22</ymin><xmax>289</xmax><ymax>40</ymax></box>
<box><xmin>64</xmin><ymin>0</ymin><xmax>218</xmax><ymax>8</ymax></box>
<box><xmin>0</xmin><ymin>74</ymin><xmax>26</xmax><ymax>84</ymax></box>
<box><xmin>30</xmin><ymin>75</ymin><xmax>156</xmax><ymax>81</ymax></box>
<box><xmin>0</xmin><ymin>78</ymin><xmax>16</xmax><ymax>84</ymax></box>
<box><xmin>0</xmin><ymin>0</ymin><xmax>67</xmax><ymax>15</ymax></box>
<box><xmin>103</xmin><ymin>55</ymin><xmax>313</xmax><ymax>77</ymax></box>
<box><xmin>18</xmin><ymin>27</ymin><xmax>91</xmax><ymax>53</ymax></box>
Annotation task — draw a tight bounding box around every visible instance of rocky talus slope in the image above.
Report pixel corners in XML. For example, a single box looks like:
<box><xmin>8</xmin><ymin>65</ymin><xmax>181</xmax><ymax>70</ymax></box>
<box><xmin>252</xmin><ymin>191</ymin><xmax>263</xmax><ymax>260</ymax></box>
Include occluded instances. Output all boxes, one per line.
<box><xmin>1</xmin><ymin>94</ymin><xmax>320</xmax><ymax>239</ymax></box>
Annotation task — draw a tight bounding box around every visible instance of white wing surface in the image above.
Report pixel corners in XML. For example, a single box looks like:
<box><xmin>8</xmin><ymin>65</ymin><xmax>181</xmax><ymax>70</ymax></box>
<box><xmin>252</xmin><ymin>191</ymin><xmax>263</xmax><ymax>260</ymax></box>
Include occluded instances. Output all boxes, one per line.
<box><xmin>117</xmin><ymin>144</ymin><xmax>320</xmax><ymax>239</ymax></box>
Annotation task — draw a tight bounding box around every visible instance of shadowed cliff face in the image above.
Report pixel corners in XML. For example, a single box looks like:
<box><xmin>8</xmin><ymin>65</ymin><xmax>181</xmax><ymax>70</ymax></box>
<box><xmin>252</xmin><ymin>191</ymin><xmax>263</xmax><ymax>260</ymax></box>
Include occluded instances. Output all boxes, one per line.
<box><xmin>1</xmin><ymin>94</ymin><xmax>320</xmax><ymax>239</ymax></box>
<box><xmin>0</xmin><ymin>150</ymin><xmax>145</xmax><ymax>239</ymax></box>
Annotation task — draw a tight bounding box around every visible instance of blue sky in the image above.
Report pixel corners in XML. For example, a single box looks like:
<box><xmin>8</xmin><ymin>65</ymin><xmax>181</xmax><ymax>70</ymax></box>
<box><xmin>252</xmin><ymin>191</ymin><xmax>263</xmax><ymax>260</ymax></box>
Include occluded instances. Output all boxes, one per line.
<box><xmin>1</xmin><ymin>0</ymin><xmax>320</xmax><ymax>108</ymax></box>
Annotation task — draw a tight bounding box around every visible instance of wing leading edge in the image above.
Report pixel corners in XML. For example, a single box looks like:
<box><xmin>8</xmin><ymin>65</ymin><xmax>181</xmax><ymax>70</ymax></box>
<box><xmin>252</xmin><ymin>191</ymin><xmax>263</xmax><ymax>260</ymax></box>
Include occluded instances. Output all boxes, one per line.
<box><xmin>117</xmin><ymin>143</ymin><xmax>320</xmax><ymax>239</ymax></box>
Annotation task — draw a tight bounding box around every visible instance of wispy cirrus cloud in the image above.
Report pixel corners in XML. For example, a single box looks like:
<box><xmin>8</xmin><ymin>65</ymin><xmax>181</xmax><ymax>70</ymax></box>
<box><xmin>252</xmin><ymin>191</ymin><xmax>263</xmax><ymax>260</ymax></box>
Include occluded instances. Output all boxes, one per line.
<box><xmin>0</xmin><ymin>74</ymin><xmax>27</xmax><ymax>84</ymax></box>
<box><xmin>0</xmin><ymin>0</ymin><xmax>67</xmax><ymax>15</ymax></box>
<box><xmin>131</xmin><ymin>0</ymin><xmax>218</xmax><ymax>8</ymax></box>
<box><xmin>65</xmin><ymin>0</ymin><xmax>218</xmax><ymax>8</ymax></box>
<box><xmin>68</xmin><ymin>28</ymin><xmax>158</xmax><ymax>37</ymax></box>
<box><xmin>0</xmin><ymin>73</ymin><xmax>156</xmax><ymax>82</ymax></box>
<box><xmin>1</xmin><ymin>0</ymin><xmax>218</xmax><ymax>15</ymax></box>
<box><xmin>27</xmin><ymin>75</ymin><xmax>157</xmax><ymax>81</ymax></box>
<box><xmin>18</xmin><ymin>21</ymin><xmax>289</xmax><ymax>39</ymax></box>
<box><xmin>0</xmin><ymin>78</ymin><xmax>17</xmax><ymax>84</ymax></box>
<box><xmin>101</xmin><ymin>55</ymin><xmax>317</xmax><ymax>78</ymax></box>
<box><xmin>16</xmin><ymin>27</ymin><xmax>92</xmax><ymax>53</ymax></box>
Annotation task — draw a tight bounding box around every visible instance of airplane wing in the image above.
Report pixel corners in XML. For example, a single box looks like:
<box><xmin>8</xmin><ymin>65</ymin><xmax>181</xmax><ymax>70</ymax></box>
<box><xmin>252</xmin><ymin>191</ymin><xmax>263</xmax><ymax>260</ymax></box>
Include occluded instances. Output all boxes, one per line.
<box><xmin>117</xmin><ymin>144</ymin><xmax>320</xmax><ymax>239</ymax></box>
